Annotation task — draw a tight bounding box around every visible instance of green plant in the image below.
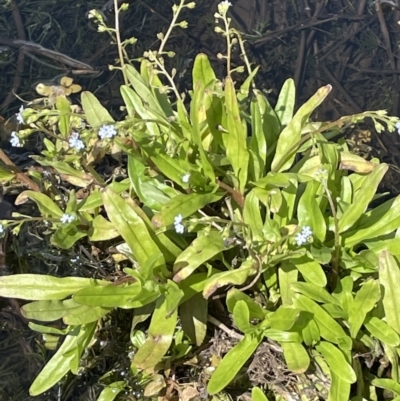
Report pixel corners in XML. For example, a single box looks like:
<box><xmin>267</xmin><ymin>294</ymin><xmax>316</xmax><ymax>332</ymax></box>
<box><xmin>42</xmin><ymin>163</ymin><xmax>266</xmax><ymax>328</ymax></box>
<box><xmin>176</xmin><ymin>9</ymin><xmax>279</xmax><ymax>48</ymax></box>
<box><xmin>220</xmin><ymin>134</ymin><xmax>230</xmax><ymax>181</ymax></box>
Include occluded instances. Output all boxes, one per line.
<box><xmin>1</xmin><ymin>1</ymin><xmax>400</xmax><ymax>400</ymax></box>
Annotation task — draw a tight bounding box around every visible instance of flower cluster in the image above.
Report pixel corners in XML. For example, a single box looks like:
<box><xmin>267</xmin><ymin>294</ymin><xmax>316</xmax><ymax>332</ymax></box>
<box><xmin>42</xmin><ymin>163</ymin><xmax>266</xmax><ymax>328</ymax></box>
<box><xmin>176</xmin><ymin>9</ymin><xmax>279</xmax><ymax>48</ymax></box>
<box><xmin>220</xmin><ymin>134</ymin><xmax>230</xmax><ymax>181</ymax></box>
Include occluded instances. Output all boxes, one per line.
<box><xmin>68</xmin><ymin>132</ymin><xmax>85</xmax><ymax>151</ymax></box>
<box><xmin>10</xmin><ymin>131</ymin><xmax>22</xmax><ymax>147</ymax></box>
<box><xmin>295</xmin><ymin>226</ymin><xmax>313</xmax><ymax>246</ymax></box>
<box><xmin>174</xmin><ymin>214</ymin><xmax>184</xmax><ymax>234</ymax></box>
<box><xmin>98</xmin><ymin>124</ymin><xmax>117</xmax><ymax>139</ymax></box>
<box><xmin>16</xmin><ymin>105</ymin><xmax>24</xmax><ymax>124</ymax></box>
<box><xmin>396</xmin><ymin>121</ymin><xmax>400</xmax><ymax>135</ymax></box>
<box><xmin>218</xmin><ymin>0</ymin><xmax>232</xmax><ymax>13</ymax></box>
<box><xmin>182</xmin><ymin>173</ymin><xmax>190</xmax><ymax>183</ymax></box>
<box><xmin>60</xmin><ymin>213</ymin><xmax>75</xmax><ymax>224</ymax></box>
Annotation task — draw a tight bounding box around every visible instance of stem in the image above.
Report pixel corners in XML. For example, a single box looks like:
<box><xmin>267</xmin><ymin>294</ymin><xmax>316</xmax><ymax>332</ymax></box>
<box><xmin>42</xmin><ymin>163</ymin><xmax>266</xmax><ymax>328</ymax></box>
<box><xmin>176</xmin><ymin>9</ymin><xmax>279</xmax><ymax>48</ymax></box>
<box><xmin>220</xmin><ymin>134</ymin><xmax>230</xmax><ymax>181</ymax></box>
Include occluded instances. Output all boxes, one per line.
<box><xmin>114</xmin><ymin>0</ymin><xmax>128</xmax><ymax>85</ymax></box>
<box><xmin>159</xmin><ymin>0</ymin><xmax>185</xmax><ymax>55</ymax></box>
<box><xmin>222</xmin><ymin>17</ymin><xmax>232</xmax><ymax>76</ymax></box>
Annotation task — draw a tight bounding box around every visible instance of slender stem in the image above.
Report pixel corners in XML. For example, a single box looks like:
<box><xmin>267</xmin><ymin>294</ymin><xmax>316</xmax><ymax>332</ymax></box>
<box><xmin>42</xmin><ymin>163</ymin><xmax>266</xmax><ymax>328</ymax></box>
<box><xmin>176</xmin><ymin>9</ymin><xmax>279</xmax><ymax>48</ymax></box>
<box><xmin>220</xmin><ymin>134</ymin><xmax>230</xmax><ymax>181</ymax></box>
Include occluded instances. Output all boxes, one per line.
<box><xmin>114</xmin><ymin>0</ymin><xmax>128</xmax><ymax>85</ymax></box>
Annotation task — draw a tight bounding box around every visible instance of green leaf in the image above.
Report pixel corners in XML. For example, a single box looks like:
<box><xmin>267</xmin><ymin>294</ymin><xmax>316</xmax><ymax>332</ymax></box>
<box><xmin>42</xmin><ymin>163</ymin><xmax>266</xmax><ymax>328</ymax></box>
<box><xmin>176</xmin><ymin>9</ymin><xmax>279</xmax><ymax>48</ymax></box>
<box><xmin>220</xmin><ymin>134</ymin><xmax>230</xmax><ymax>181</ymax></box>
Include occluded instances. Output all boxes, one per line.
<box><xmin>81</xmin><ymin>91</ymin><xmax>114</xmax><ymax>127</ymax></box>
<box><xmin>251</xmin><ymin>387</ymin><xmax>269</xmax><ymax>401</ymax></box>
<box><xmin>173</xmin><ymin>230</ymin><xmax>226</xmax><ymax>282</ymax></box>
<box><xmin>102</xmin><ymin>188</ymin><xmax>164</xmax><ymax>268</ymax></box>
<box><xmin>364</xmin><ymin>316</ymin><xmax>400</xmax><ymax>346</ymax></box>
<box><xmin>21</xmin><ymin>191</ymin><xmax>63</xmax><ymax>218</ymax></box>
<box><xmin>290</xmin><ymin>254</ymin><xmax>327</xmax><ymax>287</ymax></box>
<box><xmin>316</xmin><ymin>341</ymin><xmax>356</xmax><ymax>384</ymax></box>
<box><xmin>207</xmin><ymin>333</ymin><xmax>262</xmax><ymax>395</ymax></box>
<box><xmin>328</xmin><ymin>371</ymin><xmax>351</xmax><ymax>401</ymax></box>
<box><xmin>263</xmin><ymin>328</ymin><xmax>302</xmax><ymax>343</ymax></box>
<box><xmin>89</xmin><ymin>215</ymin><xmax>120</xmax><ymax>241</ymax></box>
<box><xmin>379</xmin><ymin>250</ymin><xmax>400</xmax><ymax>335</ymax></box>
<box><xmin>152</xmin><ymin>192</ymin><xmax>223</xmax><ymax>228</ymax></box>
<box><xmin>225</xmin><ymin>76</ymin><xmax>249</xmax><ymax>193</ymax></box>
<box><xmin>51</xmin><ymin>225</ymin><xmax>87</xmax><ymax>249</ymax></box>
<box><xmin>133</xmin><ymin>293</ymin><xmax>178</xmax><ymax>369</ymax></box>
<box><xmin>180</xmin><ymin>293</ymin><xmax>207</xmax><ymax>346</ymax></box>
<box><xmin>338</xmin><ymin>163</ymin><xmax>388</xmax><ymax>233</ymax></box>
<box><xmin>226</xmin><ymin>288</ymin><xmax>266</xmax><ymax>320</ymax></box>
<box><xmin>233</xmin><ymin>300</ymin><xmax>252</xmax><ymax>333</ymax></box>
<box><xmin>274</xmin><ymin>78</ymin><xmax>295</xmax><ymax>126</ymax></box>
<box><xmin>271</xmin><ymin>84</ymin><xmax>332</xmax><ymax>172</ymax></box>
<box><xmin>97</xmin><ymin>381</ymin><xmax>126</xmax><ymax>401</ymax></box>
<box><xmin>291</xmin><ymin>282</ymin><xmax>341</xmax><ymax>305</ymax></box>
<box><xmin>372</xmin><ymin>378</ymin><xmax>400</xmax><ymax>396</ymax></box>
<box><xmin>243</xmin><ymin>189</ymin><xmax>264</xmax><ymax>240</ymax></box>
<box><xmin>192</xmin><ymin>53</ymin><xmax>216</xmax><ymax>87</ymax></box>
<box><xmin>279</xmin><ymin>262</ymin><xmax>298</xmax><ymax>305</ymax></box>
<box><xmin>281</xmin><ymin>342</ymin><xmax>310</xmax><ymax>373</ymax></box>
<box><xmin>0</xmin><ymin>274</ymin><xmax>100</xmax><ymax>300</ymax></box>
<box><xmin>203</xmin><ymin>259</ymin><xmax>257</xmax><ymax>299</ymax></box>
<box><xmin>269</xmin><ymin>307</ymin><xmax>300</xmax><ymax>330</ymax></box>
<box><xmin>73</xmin><ymin>281</ymin><xmax>143</xmax><ymax>308</ymax></box>
<box><xmin>56</xmin><ymin>95</ymin><xmax>71</xmax><ymax>137</ymax></box>
<box><xmin>293</xmin><ymin>294</ymin><xmax>349</xmax><ymax>345</ymax></box>
<box><xmin>348</xmin><ymin>279</ymin><xmax>380</xmax><ymax>338</ymax></box>
<box><xmin>30</xmin><ymin>323</ymin><xmax>96</xmax><ymax>395</ymax></box>
<box><xmin>0</xmin><ymin>165</ymin><xmax>15</xmax><ymax>182</ymax></box>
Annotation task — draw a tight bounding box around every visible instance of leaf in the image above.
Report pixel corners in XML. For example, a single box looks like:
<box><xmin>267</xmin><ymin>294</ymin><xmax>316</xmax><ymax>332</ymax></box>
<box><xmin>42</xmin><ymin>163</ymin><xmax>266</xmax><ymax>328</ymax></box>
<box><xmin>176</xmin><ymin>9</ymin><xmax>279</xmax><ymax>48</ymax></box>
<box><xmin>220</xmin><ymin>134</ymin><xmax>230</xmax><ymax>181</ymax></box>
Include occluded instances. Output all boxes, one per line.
<box><xmin>207</xmin><ymin>333</ymin><xmax>262</xmax><ymax>395</ymax></box>
<box><xmin>133</xmin><ymin>292</ymin><xmax>178</xmax><ymax>369</ymax></box>
<box><xmin>0</xmin><ymin>165</ymin><xmax>15</xmax><ymax>182</ymax></box>
<box><xmin>89</xmin><ymin>215</ymin><xmax>120</xmax><ymax>241</ymax></box>
<box><xmin>81</xmin><ymin>91</ymin><xmax>114</xmax><ymax>127</ymax></box>
<box><xmin>269</xmin><ymin>307</ymin><xmax>300</xmax><ymax>331</ymax></box>
<box><xmin>0</xmin><ymin>274</ymin><xmax>99</xmax><ymax>300</ymax></box>
<box><xmin>274</xmin><ymin>78</ymin><xmax>295</xmax><ymax>126</ymax></box>
<box><xmin>203</xmin><ymin>258</ymin><xmax>257</xmax><ymax>299</ymax></box>
<box><xmin>226</xmin><ymin>288</ymin><xmax>266</xmax><ymax>320</ymax></box>
<box><xmin>251</xmin><ymin>387</ymin><xmax>270</xmax><ymax>401</ymax></box>
<box><xmin>97</xmin><ymin>381</ymin><xmax>126</xmax><ymax>401</ymax></box>
<box><xmin>180</xmin><ymin>293</ymin><xmax>208</xmax><ymax>346</ymax></box>
<box><xmin>364</xmin><ymin>316</ymin><xmax>400</xmax><ymax>347</ymax></box>
<box><xmin>293</xmin><ymin>294</ymin><xmax>349</xmax><ymax>346</ymax></box>
<box><xmin>73</xmin><ymin>281</ymin><xmax>143</xmax><ymax>308</ymax></box>
<box><xmin>328</xmin><ymin>371</ymin><xmax>351</xmax><ymax>401</ymax></box>
<box><xmin>192</xmin><ymin>53</ymin><xmax>216</xmax><ymax>87</ymax></box>
<box><xmin>338</xmin><ymin>163</ymin><xmax>388</xmax><ymax>233</ymax></box>
<box><xmin>290</xmin><ymin>254</ymin><xmax>327</xmax><ymax>287</ymax></box>
<box><xmin>30</xmin><ymin>323</ymin><xmax>96</xmax><ymax>395</ymax></box>
<box><xmin>152</xmin><ymin>192</ymin><xmax>223</xmax><ymax>228</ymax></box>
<box><xmin>279</xmin><ymin>262</ymin><xmax>298</xmax><ymax>305</ymax></box>
<box><xmin>348</xmin><ymin>279</ymin><xmax>380</xmax><ymax>337</ymax></box>
<box><xmin>379</xmin><ymin>250</ymin><xmax>400</xmax><ymax>335</ymax></box>
<box><xmin>21</xmin><ymin>191</ymin><xmax>63</xmax><ymax>218</ymax></box>
<box><xmin>271</xmin><ymin>84</ymin><xmax>332</xmax><ymax>172</ymax></box>
<box><xmin>173</xmin><ymin>230</ymin><xmax>226</xmax><ymax>282</ymax></box>
<box><xmin>372</xmin><ymin>378</ymin><xmax>400</xmax><ymax>396</ymax></box>
<box><xmin>281</xmin><ymin>342</ymin><xmax>310</xmax><ymax>373</ymax></box>
<box><xmin>233</xmin><ymin>300</ymin><xmax>252</xmax><ymax>334</ymax></box>
<box><xmin>316</xmin><ymin>341</ymin><xmax>356</xmax><ymax>383</ymax></box>
<box><xmin>291</xmin><ymin>282</ymin><xmax>341</xmax><ymax>306</ymax></box>
<box><xmin>225</xmin><ymin>76</ymin><xmax>249</xmax><ymax>193</ymax></box>
<box><xmin>102</xmin><ymin>188</ymin><xmax>164</xmax><ymax>268</ymax></box>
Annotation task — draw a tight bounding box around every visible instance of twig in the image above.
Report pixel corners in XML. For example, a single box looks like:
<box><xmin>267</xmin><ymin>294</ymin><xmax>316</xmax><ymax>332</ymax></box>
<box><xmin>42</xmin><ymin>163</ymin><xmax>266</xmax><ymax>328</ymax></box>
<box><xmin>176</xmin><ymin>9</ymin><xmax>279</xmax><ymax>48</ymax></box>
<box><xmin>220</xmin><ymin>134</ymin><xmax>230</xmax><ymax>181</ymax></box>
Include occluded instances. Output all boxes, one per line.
<box><xmin>207</xmin><ymin>314</ymin><xmax>244</xmax><ymax>340</ymax></box>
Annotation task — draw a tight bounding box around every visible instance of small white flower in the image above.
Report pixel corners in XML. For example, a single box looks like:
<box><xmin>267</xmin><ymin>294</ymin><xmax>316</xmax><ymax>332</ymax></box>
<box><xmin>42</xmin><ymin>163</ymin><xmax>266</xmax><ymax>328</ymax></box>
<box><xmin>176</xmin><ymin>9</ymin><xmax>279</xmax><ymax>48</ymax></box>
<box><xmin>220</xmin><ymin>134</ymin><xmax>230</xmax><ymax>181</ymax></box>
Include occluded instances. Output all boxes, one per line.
<box><xmin>60</xmin><ymin>213</ymin><xmax>75</xmax><ymax>224</ymax></box>
<box><xmin>98</xmin><ymin>124</ymin><xmax>117</xmax><ymax>139</ymax></box>
<box><xmin>396</xmin><ymin>121</ymin><xmax>400</xmax><ymax>135</ymax></box>
<box><xmin>182</xmin><ymin>173</ymin><xmax>190</xmax><ymax>183</ymax></box>
<box><xmin>218</xmin><ymin>0</ymin><xmax>232</xmax><ymax>13</ymax></box>
<box><xmin>0</xmin><ymin>224</ymin><xmax>4</xmax><ymax>234</ymax></box>
<box><xmin>10</xmin><ymin>131</ymin><xmax>21</xmax><ymax>147</ymax></box>
<box><xmin>69</xmin><ymin>132</ymin><xmax>85</xmax><ymax>151</ymax></box>
<box><xmin>16</xmin><ymin>105</ymin><xmax>24</xmax><ymax>124</ymax></box>
<box><xmin>174</xmin><ymin>214</ymin><xmax>183</xmax><ymax>225</ymax></box>
<box><xmin>174</xmin><ymin>214</ymin><xmax>184</xmax><ymax>234</ymax></box>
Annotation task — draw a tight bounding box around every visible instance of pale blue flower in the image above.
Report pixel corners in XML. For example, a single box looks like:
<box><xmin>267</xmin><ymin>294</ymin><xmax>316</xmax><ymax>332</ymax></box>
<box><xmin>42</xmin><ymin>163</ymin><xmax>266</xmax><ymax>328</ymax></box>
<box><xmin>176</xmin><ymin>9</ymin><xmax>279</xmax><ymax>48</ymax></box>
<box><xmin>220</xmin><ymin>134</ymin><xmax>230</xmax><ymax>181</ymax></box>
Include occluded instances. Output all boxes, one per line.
<box><xmin>98</xmin><ymin>124</ymin><xmax>117</xmax><ymax>139</ymax></box>
<box><xmin>174</xmin><ymin>214</ymin><xmax>184</xmax><ymax>234</ymax></box>
<box><xmin>69</xmin><ymin>132</ymin><xmax>85</xmax><ymax>150</ymax></box>
<box><xmin>295</xmin><ymin>226</ymin><xmax>313</xmax><ymax>246</ymax></box>
<box><xmin>60</xmin><ymin>213</ymin><xmax>75</xmax><ymax>224</ymax></box>
<box><xmin>10</xmin><ymin>131</ymin><xmax>21</xmax><ymax>147</ymax></box>
<box><xmin>396</xmin><ymin>121</ymin><xmax>400</xmax><ymax>135</ymax></box>
<box><xmin>16</xmin><ymin>105</ymin><xmax>24</xmax><ymax>124</ymax></box>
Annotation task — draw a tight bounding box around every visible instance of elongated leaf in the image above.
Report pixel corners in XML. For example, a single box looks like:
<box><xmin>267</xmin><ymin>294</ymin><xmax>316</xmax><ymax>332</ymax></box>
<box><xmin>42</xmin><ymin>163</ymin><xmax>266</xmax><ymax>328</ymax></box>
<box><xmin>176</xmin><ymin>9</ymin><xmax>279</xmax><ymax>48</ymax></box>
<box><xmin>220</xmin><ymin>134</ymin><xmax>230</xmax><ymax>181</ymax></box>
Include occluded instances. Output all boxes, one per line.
<box><xmin>97</xmin><ymin>381</ymin><xmax>126</xmax><ymax>401</ymax></box>
<box><xmin>207</xmin><ymin>334</ymin><xmax>262</xmax><ymax>395</ymax></box>
<box><xmin>291</xmin><ymin>254</ymin><xmax>327</xmax><ymax>287</ymax></box>
<box><xmin>274</xmin><ymin>78</ymin><xmax>295</xmax><ymax>126</ymax></box>
<box><xmin>225</xmin><ymin>76</ymin><xmax>249</xmax><ymax>193</ymax></box>
<box><xmin>102</xmin><ymin>188</ymin><xmax>163</xmax><ymax>268</ymax></box>
<box><xmin>372</xmin><ymin>378</ymin><xmax>400</xmax><ymax>396</ymax></box>
<box><xmin>0</xmin><ymin>274</ymin><xmax>99</xmax><ymax>300</ymax></box>
<box><xmin>271</xmin><ymin>84</ymin><xmax>332</xmax><ymax>172</ymax></box>
<box><xmin>293</xmin><ymin>294</ymin><xmax>348</xmax><ymax>345</ymax></box>
<box><xmin>279</xmin><ymin>262</ymin><xmax>298</xmax><ymax>305</ymax></box>
<box><xmin>180</xmin><ymin>293</ymin><xmax>207</xmax><ymax>346</ymax></box>
<box><xmin>226</xmin><ymin>288</ymin><xmax>266</xmax><ymax>320</ymax></box>
<box><xmin>291</xmin><ymin>282</ymin><xmax>341</xmax><ymax>306</ymax></box>
<box><xmin>252</xmin><ymin>387</ymin><xmax>269</xmax><ymax>401</ymax></box>
<box><xmin>173</xmin><ymin>230</ymin><xmax>226</xmax><ymax>281</ymax></box>
<box><xmin>233</xmin><ymin>300</ymin><xmax>252</xmax><ymax>334</ymax></box>
<box><xmin>281</xmin><ymin>342</ymin><xmax>310</xmax><ymax>373</ymax></box>
<box><xmin>364</xmin><ymin>316</ymin><xmax>400</xmax><ymax>346</ymax></box>
<box><xmin>30</xmin><ymin>323</ymin><xmax>96</xmax><ymax>395</ymax></box>
<box><xmin>328</xmin><ymin>371</ymin><xmax>351</xmax><ymax>401</ymax></box>
<box><xmin>203</xmin><ymin>259</ymin><xmax>257</xmax><ymax>298</ymax></box>
<box><xmin>22</xmin><ymin>298</ymin><xmax>83</xmax><ymax>321</ymax></box>
<box><xmin>81</xmin><ymin>91</ymin><xmax>114</xmax><ymax>127</ymax></box>
<box><xmin>243</xmin><ymin>189</ymin><xmax>264</xmax><ymax>241</ymax></box>
<box><xmin>348</xmin><ymin>279</ymin><xmax>380</xmax><ymax>337</ymax></box>
<box><xmin>269</xmin><ymin>307</ymin><xmax>299</xmax><ymax>330</ymax></box>
<box><xmin>152</xmin><ymin>192</ymin><xmax>223</xmax><ymax>228</ymax></box>
<box><xmin>379</xmin><ymin>251</ymin><xmax>400</xmax><ymax>335</ymax></box>
<box><xmin>133</xmin><ymin>292</ymin><xmax>178</xmax><ymax>369</ymax></box>
<box><xmin>316</xmin><ymin>341</ymin><xmax>356</xmax><ymax>383</ymax></box>
<box><xmin>338</xmin><ymin>163</ymin><xmax>388</xmax><ymax>233</ymax></box>
<box><xmin>21</xmin><ymin>191</ymin><xmax>63</xmax><ymax>218</ymax></box>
